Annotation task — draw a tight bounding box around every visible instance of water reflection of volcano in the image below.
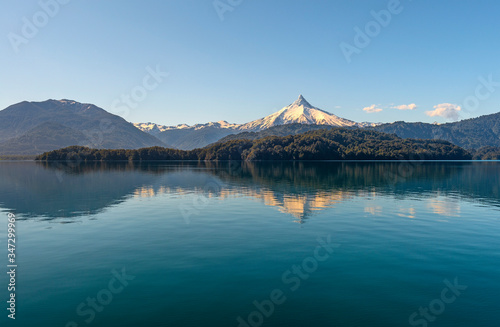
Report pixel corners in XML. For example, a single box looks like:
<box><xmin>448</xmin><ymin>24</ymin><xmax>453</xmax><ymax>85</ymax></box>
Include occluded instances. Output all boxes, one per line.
<box><xmin>238</xmin><ymin>190</ymin><xmax>352</xmax><ymax>222</ymax></box>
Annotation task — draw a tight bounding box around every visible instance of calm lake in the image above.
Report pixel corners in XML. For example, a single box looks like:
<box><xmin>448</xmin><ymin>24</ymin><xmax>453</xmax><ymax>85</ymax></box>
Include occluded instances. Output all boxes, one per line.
<box><xmin>0</xmin><ymin>161</ymin><xmax>499</xmax><ymax>327</ymax></box>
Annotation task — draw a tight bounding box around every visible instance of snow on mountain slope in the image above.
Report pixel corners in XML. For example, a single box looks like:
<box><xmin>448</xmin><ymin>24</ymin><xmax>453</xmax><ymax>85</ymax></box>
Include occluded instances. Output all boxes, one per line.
<box><xmin>134</xmin><ymin>120</ymin><xmax>241</xmax><ymax>134</ymax></box>
<box><xmin>238</xmin><ymin>95</ymin><xmax>360</xmax><ymax>131</ymax></box>
<box><xmin>133</xmin><ymin>122</ymin><xmax>172</xmax><ymax>135</ymax></box>
<box><xmin>190</xmin><ymin>121</ymin><xmax>241</xmax><ymax>131</ymax></box>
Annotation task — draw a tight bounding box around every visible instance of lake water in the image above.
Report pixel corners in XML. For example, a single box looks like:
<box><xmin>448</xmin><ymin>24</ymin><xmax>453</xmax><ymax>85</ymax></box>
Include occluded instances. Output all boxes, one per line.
<box><xmin>0</xmin><ymin>161</ymin><xmax>499</xmax><ymax>327</ymax></box>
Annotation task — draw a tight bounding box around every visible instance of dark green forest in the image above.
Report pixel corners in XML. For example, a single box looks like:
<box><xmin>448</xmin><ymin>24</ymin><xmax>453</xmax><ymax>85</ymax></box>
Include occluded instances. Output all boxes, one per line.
<box><xmin>36</xmin><ymin>128</ymin><xmax>473</xmax><ymax>161</ymax></box>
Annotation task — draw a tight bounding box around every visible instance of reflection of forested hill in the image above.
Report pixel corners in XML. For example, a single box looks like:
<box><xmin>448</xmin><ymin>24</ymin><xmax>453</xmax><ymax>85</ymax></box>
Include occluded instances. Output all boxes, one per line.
<box><xmin>0</xmin><ymin>161</ymin><xmax>498</xmax><ymax>222</ymax></box>
<box><xmin>0</xmin><ymin>162</ymin><xmax>226</xmax><ymax>220</ymax></box>
<box><xmin>0</xmin><ymin>162</ymin><xmax>158</xmax><ymax>219</ymax></box>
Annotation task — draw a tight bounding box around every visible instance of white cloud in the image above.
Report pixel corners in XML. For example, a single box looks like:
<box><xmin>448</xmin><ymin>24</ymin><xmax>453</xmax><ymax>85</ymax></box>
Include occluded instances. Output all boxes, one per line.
<box><xmin>393</xmin><ymin>103</ymin><xmax>417</xmax><ymax>110</ymax></box>
<box><xmin>363</xmin><ymin>104</ymin><xmax>383</xmax><ymax>113</ymax></box>
<box><xmin>425</xmin><ymin>103</ymin><xmax>461</xmax><ymax>121</ymax></box>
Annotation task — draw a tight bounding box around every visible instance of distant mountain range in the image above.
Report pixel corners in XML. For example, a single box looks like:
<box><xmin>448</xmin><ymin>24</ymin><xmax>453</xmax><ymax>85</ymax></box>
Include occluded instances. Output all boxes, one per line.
<box><xmin>134</xmin><ymin>95</ymin><xmax>376</xmax><ymax>150</ymax></box>
<box><xmin>1</xmin><ymin>96</ymin><xmax>499</xmax><ymax>156</ymax></box>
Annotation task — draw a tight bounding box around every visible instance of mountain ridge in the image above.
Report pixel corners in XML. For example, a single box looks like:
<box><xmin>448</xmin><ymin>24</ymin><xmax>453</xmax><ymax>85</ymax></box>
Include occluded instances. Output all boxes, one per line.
<box><xmin>0</xmin><ymin>99</ymin><xmax>168</xmax><ymax>155</ymax></box>
<box><xmin>372</xmin><ymin>111</ymin><xmax>500</xmax><ymax>149</ymax></box>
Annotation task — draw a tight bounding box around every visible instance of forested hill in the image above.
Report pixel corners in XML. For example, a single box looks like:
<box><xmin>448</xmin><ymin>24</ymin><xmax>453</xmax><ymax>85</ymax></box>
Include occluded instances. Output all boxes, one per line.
<box><xmin>36</xmin><ymin>128</ymin><xmax>472</xmax><ymax>161</ymax></box>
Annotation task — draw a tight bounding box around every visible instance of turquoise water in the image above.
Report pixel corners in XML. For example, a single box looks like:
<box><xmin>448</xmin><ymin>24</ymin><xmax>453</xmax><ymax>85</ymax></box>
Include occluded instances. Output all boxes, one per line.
<box><xmin>0</xmin><ymin>161</ymin><xmax>499</xmax><ymax>327</ymax></box>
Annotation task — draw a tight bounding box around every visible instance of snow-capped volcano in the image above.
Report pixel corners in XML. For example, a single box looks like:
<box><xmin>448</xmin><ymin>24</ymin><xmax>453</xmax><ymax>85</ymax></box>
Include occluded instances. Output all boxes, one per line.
<box><xmin>239</xmin><ymin>95</ymin><xmax>359</xmax><ymax>131</ymax></box>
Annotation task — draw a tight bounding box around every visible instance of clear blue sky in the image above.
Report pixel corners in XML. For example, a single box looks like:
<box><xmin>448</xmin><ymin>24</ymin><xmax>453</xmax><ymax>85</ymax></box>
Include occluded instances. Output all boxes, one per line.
<box><xmin>1</xmin><ymin>0</ymin><xmax>500</xmax><ymax>125</ymax></box>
